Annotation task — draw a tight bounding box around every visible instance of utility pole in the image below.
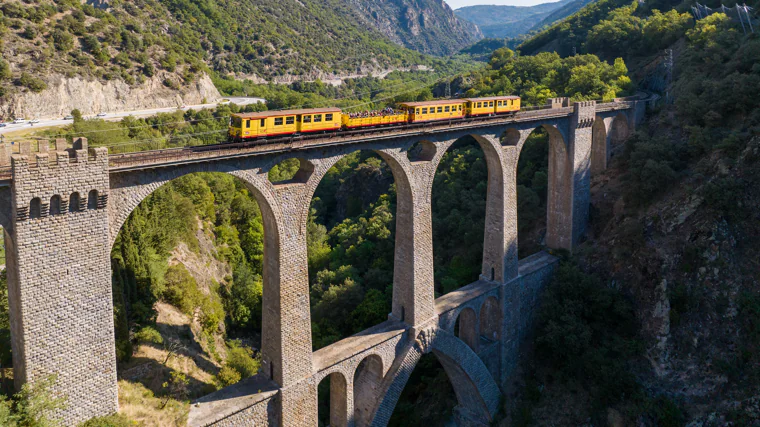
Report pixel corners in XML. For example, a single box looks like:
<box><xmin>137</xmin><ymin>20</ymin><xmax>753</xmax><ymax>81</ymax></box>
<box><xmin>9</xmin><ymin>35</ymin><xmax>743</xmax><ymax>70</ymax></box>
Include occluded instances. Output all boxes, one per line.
<box><xmin>445</xmin><ymin>80</ymin><xmax>451</xmax><ymax>99</ymax></box>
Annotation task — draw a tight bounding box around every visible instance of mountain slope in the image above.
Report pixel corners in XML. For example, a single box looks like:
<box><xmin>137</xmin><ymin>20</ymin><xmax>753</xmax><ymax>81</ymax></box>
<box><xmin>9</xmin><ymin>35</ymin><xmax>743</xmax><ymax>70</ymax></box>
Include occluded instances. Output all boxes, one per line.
<box><xmin>455</xmin><ymin>0</ymin><xmax>572</xmax><ymax>38</ymax></box>
<box><xmin>0</xmin><ymin>0</ymin><xmax>477</xmax><ymax>118</ymax></box>
<box><xmin>350</xmin><ymin>0</ymin><xmax>482</xmax><ymax>55</ymax></box>
<box><xmin>527</xmin><ymin>0</ymin><xmax>598</xmax><ymax>33</ymax></box>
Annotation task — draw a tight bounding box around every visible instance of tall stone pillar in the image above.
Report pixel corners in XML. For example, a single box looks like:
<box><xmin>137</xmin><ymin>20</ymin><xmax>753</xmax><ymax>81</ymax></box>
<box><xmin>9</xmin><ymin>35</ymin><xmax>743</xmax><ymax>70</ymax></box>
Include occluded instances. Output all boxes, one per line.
<box><xmin>479</xmin><ymin>134</ymin><xmax>519</xmax><ymax>283</ymax></box>
<box><xmin>258</xmin><ymin>181</ymin><xmax>316</xmax><ymax>427</ymax></box>
<box><xmin>6</xmin><ymin>139</ymin><xmax>116</xmax><ymax>425</ymax></box>
<box><xmin>546</xmin><ymin>102</ymin><xmax>595</xmax><ymax>250</ymax></box>
<box><xmin>568</xmin><ymin>101</ymin><xmax>595</xmax><ymax>248</ymax></box>
<box><xmin>377</xmin><ymin>145</ymin><xmax>441</xmax><ymax>327</ymax></box>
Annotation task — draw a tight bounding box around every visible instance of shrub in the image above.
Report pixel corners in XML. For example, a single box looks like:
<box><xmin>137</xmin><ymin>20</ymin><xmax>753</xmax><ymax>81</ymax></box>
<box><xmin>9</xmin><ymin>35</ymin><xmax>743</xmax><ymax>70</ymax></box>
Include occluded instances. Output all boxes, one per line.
<box><xmin>134</xmin><ymin>326</ymin><xmax>163</xmax><ymax>345</ymax></box>
<box><xmin>226</xmin><ymin>341</ymin><xmax>259</xmax><ymax>379</ymax></box>
<box><xmin>17</xmin><ymin>73</ymin><xmax>47</xmax><ymax>92</ymax></box>
<box><xmin>78</xmin><ymin>414</ymin><xmax>134</xmax><ymax>427</ymax></box>
<box><xmin>51</xmin><ymin>29</ymin><xmax>74</xmax><ymax>52</ymax></box>
<box><xmin>162</xmin><ymin>264</ymin><xmax>202</xmax><ymax>315</ymax></box>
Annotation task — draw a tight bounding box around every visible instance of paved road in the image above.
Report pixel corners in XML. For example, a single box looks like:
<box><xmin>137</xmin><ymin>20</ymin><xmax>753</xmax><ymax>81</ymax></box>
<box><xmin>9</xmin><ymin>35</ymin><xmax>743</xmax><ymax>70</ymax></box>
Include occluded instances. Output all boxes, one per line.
<box><xmin>0</xmin><ymin>97</ymin><xmax>265</xmax><ymax>136</ymax></box>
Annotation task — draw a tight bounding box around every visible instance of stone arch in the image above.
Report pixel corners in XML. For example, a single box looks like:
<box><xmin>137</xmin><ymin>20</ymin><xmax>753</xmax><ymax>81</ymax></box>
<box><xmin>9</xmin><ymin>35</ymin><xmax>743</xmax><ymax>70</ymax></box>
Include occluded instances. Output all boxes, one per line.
<box><xmin>479</xmin><ymin>296</ymin><xmax>502</xmax><ymax>342</ymax></box>
<box><xmin>268</xmin><ymin>157</ymin><xmax>315</xmax><ymax>185</ymax></box>
<box><xmin>344</xmin><ymin>148</ymin><xmax>413</xmax><ymax>324</ymax></box>
<box><xmin>591</xmin><ymin>116</ymin><xmax>608</xmax><ymax>175</ymax></box>
<box><xmin>353</xmin><ymin>354</ymin><xmax>385</xmax><ymax>427</ymax></box>
<box><xmin>454</xmin><ymin>307</ymin><xmax>478</xmax><ymax>352</ymax></box>
<box><xmin>369</xmin><ymin>328</ymin><xmax>500</xmax><ymax>426</ymax></box>
<box><xmin>406</xmin><ymin>140</ymin><xmax>437</xmax><ymax>162</ymax></box>
<box><xmin>429</xmin><ymin>132</ymin><xmax>508</xmax><ymax>293</ymax></box>
<box><xmin>609</xmin><ymin>112</ymin><xmax>630</xmax><ymax>147</ymax></box>
<box><xmin>318</xmin><ymin>371</ymin><xmax>349</xmax><ymax>427</ymax></box>
<box><xmin>500</xmin><ymin>128</ymin><xmax>521</xmax><ymax>146</ymax></box>
<box><xmin>512</xmin><ymin>123</ymin><xmax>573</xmax><ymax>252</ymax></box>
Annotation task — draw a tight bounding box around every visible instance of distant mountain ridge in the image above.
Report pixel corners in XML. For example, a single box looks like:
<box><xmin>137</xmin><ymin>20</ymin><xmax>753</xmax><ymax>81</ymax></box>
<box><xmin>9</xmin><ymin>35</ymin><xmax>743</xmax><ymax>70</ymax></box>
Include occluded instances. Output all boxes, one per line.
<box><xmin>527</xmin><ymin>0</ymin><xmax>598</xmax><ymax>32</ymax></box>
<box><xmin>455</xmin><ymin>0</ymin><xmax>573</xmax><ymax>38</ymax></box>
<box><xmin>351</xmin><ymin>0</ymin><xmax>483</xmax><ymax>55</ymax></box>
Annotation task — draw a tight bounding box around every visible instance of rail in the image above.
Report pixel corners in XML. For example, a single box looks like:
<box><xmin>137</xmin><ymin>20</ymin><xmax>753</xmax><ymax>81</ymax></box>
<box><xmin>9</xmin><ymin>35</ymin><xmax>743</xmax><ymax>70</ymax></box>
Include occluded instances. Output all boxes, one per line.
<box><xmin>0</xmin><ymin>98</ymin><xmax>641</xmax><ymax>181</ymax></box>
<box><xmin>108</xmin><ymin>106</ymin><xmax>578</xmax><ymax>171</ymax></box>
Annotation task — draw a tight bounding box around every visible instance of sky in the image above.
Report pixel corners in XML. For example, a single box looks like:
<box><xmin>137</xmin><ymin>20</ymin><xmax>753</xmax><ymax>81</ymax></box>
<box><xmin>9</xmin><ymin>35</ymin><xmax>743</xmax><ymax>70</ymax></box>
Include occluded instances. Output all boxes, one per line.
<box><xmin>444</xmin><ymin>0</ymin><xmax>561</xmax><ymax>8</ymax></box>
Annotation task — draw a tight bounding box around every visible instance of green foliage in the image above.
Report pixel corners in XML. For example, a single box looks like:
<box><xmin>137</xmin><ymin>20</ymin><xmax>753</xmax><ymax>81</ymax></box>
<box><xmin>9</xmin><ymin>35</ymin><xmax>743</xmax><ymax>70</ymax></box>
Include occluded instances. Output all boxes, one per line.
<box><xmin>163</xmin><ymin>264</ymin><xmax>202</xmax><ymax>315</ymax></box>
<box><xmin>431</xmin><ymin>141</ymin><xmax>487</xmax><ymax>293</ymax></box>
<box><xmin>214</xmin><ymin>341</ymin><xmax>260</xmax><ymax>388</ymax></box>
<box><xmin>77</xmin><ymin>414</ymin><xmax>135</xmax><ymax>427</ymax></box>
<box><xmin>134</xmin><ymin>326</ymin><xmax>164</xmax><ymax>346</ymax></box>
<box><xmin>16</xmin><ymin>73</ymin><xmax>47</xmax><ymax>93</ymax></box>
<box><xmin>0</xmin><ymin>375</ymin><xmax>67</xmax><ymax>427</ymax></box>
<box><xmin>0</xmin><ymin>269</ymin><xmax>10</xmax><ymax>380</ymax></box>
<box><xmin>458</xmin><ymin>48</ymin><xmax>631</xmax><ymax>105</ymax></box>
<box><xmin>622</xmin><ymin>132</ymin><xmax>687</xmax><ymax>206</ymax></box>
<box><xmin>535</xmin><ymin>263</ymin><xmax>642</xmax><ymax>405</ymax></box>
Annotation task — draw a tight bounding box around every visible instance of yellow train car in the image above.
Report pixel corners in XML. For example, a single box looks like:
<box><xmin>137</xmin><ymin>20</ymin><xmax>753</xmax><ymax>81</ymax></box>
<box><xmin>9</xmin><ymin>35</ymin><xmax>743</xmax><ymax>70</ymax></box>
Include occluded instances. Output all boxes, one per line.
<box><xmin>465</xmin><ymin>96</ymin><xmax>521</xmax><ymax>116</ymax></box>
<box><xmin>341</xmin><ymin>112</ymin><xmax>408</xmax><ymax>129</ymax></box>
<box><xmin>297</xmin><ymin>108</ymin><xmax>342</xmax><ymax>134</ymax></box>
<box><xmin>399</xmin><ymin>100</ymin><xmax>466</xmax><ymax>123</ymax></box>
<box><xmin>229</xmin><ymin>108</ymin><xmax>341</xmax><ymax>140</ymax></box>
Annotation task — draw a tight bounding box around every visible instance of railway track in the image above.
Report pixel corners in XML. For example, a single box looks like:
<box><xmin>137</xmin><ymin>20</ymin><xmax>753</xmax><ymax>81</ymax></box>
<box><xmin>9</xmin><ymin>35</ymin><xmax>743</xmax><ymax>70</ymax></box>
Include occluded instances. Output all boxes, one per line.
<box><xmin>0</xmin><ymin>99</ymin><xmax>638</xmax><ymax>181</ymax></box>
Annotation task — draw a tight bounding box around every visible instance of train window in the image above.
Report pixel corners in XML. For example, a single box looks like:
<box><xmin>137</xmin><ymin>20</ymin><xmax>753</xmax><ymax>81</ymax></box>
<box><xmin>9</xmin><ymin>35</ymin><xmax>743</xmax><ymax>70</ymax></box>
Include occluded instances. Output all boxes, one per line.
<box><xmin>286</xmin><ymin>116</ymin><xmax>295</xmax><ymax>125</ymax></box>
<box><xmin>477</xmin><ymin>102</ymin><xmax>482</xmax><ymax>108</ymax></box>
<box><xmin>245</xmin><ymin>120</ymin><xmax>251</xmax><ymax>128</ymax></box>
<box><xmin>303</xmin><ymin>115</ymin><xmax>311</xmax><ymax>123</ymax></box>
<box><xmin>274</xmin><ymin>117</ymin><xmax>284</xmax><ymax>126</ymax></box>
<box><xmin>314</xmin><ymin>114</ymin><xmax>322</xmax><ymax>122</ymax></box>
<box><xmin>260</xmin><ymin>119</ymin><xmax>266</xmax><ymax>127</ymax></box>
<box><xmin>422</xmin><ymin>108</ymin><xmax>428</xmax><ymax>114</ymax></box>
<box><xmin>232</xmin><ymin>117</ymin><xmax>242</xmax><ymax>127</ymax></box>
<box><xmin>490</xmin><ymin>102</ymin><xmax>494</xmax><ymax>107</ymax></box>
<box><xmin>416</xmin><ymin>109</ymin><xmax>420</xmax><ymax>115</ymax></box>
<box><xmin>296</xmin><ymin>115</ymin><xmax>302</xmax><ymax>122</ymax></box>
<box><xmin>444</xmin><ymin>106</ymin><xmax>450</xmax><ymax>112</ymax></box>
<box><xmin>437</xmin><ymin>107</ymin><xmax>443</xmax><ymax>113</ymax></box>
<box><xmin>325</xmin><ymin>114</ymin><xmax>333</xmax><ymax>121</ymax></box>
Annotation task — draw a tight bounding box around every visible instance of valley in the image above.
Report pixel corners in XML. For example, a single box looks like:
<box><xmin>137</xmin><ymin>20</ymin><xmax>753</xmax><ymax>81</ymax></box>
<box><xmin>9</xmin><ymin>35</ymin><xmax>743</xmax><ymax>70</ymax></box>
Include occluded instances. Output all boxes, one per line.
<box><xmin>0</xmin><ymin>0</ymin><xmax>760</xmax><ymax>425</ymax></box>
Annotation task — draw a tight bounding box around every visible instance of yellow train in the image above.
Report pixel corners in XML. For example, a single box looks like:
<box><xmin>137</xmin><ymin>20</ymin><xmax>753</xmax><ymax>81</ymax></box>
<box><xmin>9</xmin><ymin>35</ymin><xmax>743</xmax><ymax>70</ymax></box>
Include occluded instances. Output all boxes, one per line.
<box><xmin>228</xmin><ymin>96</ymin><xmax>520</xmax><ymax>141</ymax></box>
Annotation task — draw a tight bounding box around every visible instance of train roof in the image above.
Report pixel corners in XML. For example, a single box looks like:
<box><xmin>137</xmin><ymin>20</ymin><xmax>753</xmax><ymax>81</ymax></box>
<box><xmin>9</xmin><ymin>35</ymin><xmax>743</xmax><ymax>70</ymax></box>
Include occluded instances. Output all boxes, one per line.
<box><xmin>398</xmin><ymin>99</ymin><xmax>466</xmax><ymax>107</ymax></box>
<box><xmin>233</xmin><ymin>107</ymin><xmax>341</xmax><ymax>119</ymax></box>
<box><xmin>464</xmin><ymin>96</ymin><xmax>520</xmax><ymax>102</ymax></box>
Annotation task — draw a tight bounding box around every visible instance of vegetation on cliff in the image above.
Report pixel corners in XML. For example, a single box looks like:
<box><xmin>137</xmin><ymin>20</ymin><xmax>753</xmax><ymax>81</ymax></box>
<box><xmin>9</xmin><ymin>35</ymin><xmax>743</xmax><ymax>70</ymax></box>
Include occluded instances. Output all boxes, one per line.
<box><xmin>0</xmin><ymin>0</ymin><xmax>479</xmax><ymax>104</ymax></box>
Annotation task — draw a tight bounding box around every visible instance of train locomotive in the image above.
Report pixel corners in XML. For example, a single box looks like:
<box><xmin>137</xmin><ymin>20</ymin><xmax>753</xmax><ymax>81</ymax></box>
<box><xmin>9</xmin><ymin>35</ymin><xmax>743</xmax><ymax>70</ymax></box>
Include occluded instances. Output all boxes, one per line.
<box><xmin>228</xmin><ymin>96</ymin><xmax>521</xmax><ymax>142</ymax></box>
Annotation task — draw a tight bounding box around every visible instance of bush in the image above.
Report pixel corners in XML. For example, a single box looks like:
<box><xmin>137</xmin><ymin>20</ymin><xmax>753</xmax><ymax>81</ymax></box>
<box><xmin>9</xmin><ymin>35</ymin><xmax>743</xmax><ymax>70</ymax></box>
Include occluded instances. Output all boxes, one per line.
<box><xmin>78</xmin><ymin>414</ymin><xmax>134</xmax><ymax>427</ymax></box>
<box><xmin>0</xmin><ymin>375</ymin><xmax>67</xmax><ymax>427</ymax></box>
<box><xmin>225</xmin><ymin>341</ymin><xmax>259</xmax><ymax>379</ymax></box>
<box><xmin>134</xmin><ymin>326</ymin><xmax>163</xmax><ymax>345</ymax></box>
<box><xmin>162</xmin><ymin>264</ymin><xmax>202</xmax><ymax>315</ymax></box>
<box><xmin>16</xmin><ymin>73</ymin><xmax>47</xmax><ymax>93</ymax></box>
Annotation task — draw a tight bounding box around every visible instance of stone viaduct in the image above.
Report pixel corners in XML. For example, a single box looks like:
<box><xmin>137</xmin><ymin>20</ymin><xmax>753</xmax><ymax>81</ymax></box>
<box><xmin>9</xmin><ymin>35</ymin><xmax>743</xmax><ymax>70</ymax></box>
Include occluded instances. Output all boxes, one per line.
<box><xmin>0</xmin><ymin>98</ymin><xmax>645</xmax><ymax>426</ymax></box>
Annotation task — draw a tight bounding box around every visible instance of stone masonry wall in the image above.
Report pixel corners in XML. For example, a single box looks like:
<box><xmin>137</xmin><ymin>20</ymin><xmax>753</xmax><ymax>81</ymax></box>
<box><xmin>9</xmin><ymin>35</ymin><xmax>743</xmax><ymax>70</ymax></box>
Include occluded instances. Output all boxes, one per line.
<box><xmin>6</xmin><ymin>138</ymin><xmax>116</xmax><ymax>425</ymax></box>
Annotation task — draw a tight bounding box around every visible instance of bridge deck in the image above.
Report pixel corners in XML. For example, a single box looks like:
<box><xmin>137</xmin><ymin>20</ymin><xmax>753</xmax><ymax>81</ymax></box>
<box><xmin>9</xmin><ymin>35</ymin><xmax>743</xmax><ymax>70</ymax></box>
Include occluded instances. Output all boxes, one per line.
<box><xmin>0</xmin><ymin>100</ymin><xmax>635</xmax><ymax>183</ymax></box>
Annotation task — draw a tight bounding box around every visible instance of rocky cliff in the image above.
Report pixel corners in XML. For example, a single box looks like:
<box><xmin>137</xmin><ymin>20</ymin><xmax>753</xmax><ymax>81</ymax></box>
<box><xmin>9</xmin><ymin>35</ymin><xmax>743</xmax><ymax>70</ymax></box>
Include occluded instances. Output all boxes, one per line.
<box><xmin>350</xmin><ymin>0</ymin><xmax>483</xmax><ymax>55</ymax></box>
<box><xmin>0</xmin><ymin>73</ymin><xmax>220</xmax><ymax>120</ymax></box>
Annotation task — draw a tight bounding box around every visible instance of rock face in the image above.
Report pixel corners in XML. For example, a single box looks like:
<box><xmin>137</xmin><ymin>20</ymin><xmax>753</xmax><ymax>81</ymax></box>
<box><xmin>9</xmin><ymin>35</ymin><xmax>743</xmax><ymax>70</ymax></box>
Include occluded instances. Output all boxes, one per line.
<box><xmin>0</xmin><ymin>73</ymin><xmax>220</xmax><ymax>120</ymax></box>
<box><xmin>350</xmin><ymin>0</ymin><xmax>482</xmax><ymax>55</ymax></box>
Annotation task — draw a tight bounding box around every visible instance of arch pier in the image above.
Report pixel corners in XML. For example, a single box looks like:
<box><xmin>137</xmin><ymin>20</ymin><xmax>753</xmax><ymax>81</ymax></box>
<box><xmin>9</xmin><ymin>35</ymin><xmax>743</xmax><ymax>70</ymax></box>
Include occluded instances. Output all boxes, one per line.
<box><xmin>0</xmin><ymin>100</ymin><xmax>643</xmax><ymax>426</ymax></box>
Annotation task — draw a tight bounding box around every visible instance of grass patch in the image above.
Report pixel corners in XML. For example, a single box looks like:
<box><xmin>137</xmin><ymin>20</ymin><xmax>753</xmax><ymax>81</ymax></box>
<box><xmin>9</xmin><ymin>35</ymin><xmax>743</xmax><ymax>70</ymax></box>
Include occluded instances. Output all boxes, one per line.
<box><xmin>117</xmin><ymin>380</ymin><xmax>188</xmax><ymax>427</ymax></box>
